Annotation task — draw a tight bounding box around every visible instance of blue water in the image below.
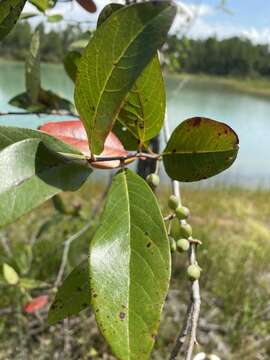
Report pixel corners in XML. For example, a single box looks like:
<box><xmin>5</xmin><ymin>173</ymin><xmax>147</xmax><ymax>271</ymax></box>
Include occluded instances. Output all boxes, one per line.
<box><xmin>0</xmin><ymin>61</ymin><xmax>269</xmax><ymax>188</ymax></box>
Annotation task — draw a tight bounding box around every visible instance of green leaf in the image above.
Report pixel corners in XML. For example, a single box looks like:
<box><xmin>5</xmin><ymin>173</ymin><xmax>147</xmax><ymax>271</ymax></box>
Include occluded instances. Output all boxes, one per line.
<box><xmin>163</xmin><ymin>117</ymin><xmax>239</xmax><ymax>182</ymax></box>
<box><xmin>90</xmin><ymin>169</ymin><xmax>171</xmax><ymax>360</ymax></box>
<box><xmin>48</xmin><ymin>260</ymin><xmax>90</xmax><ymax>325</ymax></box>
<box><xmin>0</xmin><ymin>125</ymin><xmax>82</xmax><ymax>155</ymax></box>
<box><xmin>47</xmin><ymin>14</ymin><xmax>63</xmax><ymax>23</ymax></box>
<box><xmin>25</xmin><ymin>28</ymin><xmax>41</xmax><ymax>103</ymax></box>
<box><xmin>75</xmin><ymin>1</ymin><xmax>176</xmax><ymax>155</ymax></box>
<box><xmin>29</xmin><ymin>0</ymin><xmax>49</xmax><ymax>12</ymax></box>
<box><xmin>0</xmin><ymin>139</ymin><xmax>92</xmax><ymax>228</ymax></box>
<box><xmin>68</xmin><ymin>39</ymin><xmax>88</xmax><ymax>51</ymax></box>
<box><xmin>20</xmin><ymin>278</ymin><xmax>48</xmax><ymax>289</ymax></box>
<box><xmin>3</xmin><ymin>263</ymin><xmax>19</xmax><ymax>285</ymax></box>
<box><xmin>0</xmin><ymin>0</ymin><xmax>26</xmax><ymax>40</ymax></box>
<box><xmin>63</xmin><ymin>51</ymin><xmax>81</xmax><ymax>83</ymax></box>
<box><xmin>117</xmin><ymin>56</ymin><xmax>165</xmax><ymax>147</ymax></box>
<box><xmin>97</xmin><ymin>3</ymin><xmax>123</xmax><ymax>27</ymax></box>
<box><xmin>98</xmin><ymin>4</ymin><xmax>166</xmax><ymax>149</ymax></box>
<box><xmin>9</xmin><ymin>89</ymin><xmax>75</xmax><ymax>112</ymax></box>
<box><xmin>112</xmin><ymin>121</ymin><xmax>139</xmax><ymax>151</ymax></box>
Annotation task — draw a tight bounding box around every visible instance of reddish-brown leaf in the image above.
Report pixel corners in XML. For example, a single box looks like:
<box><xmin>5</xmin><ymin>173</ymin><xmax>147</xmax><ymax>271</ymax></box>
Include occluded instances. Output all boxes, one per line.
<box><xmin>39</xmin><ymin>120</ymin><xmax>129</xmax><ymax>169</ymax></box>
<box><xmin>76</xmin><ymin>0</ymin><xmax>97</xmax><ymax>13</ymax></box>
<box><xmin>24</xmin><ymin>295</ymin><xmax>49</xmax><ymax>313</ymax></box>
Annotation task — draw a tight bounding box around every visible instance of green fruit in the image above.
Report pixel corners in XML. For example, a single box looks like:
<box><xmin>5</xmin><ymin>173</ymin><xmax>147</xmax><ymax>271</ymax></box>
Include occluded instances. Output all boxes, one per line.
<box><xmin>168</xmin><ymin>195</ymin><xmax>180</xmax><ymax>210</ymax></box>
<box><xmin>187</xmin><ymin>264</ymin><xmax>201</xmax><ymax>280</ymax></box>
<box><xmin>179</xmin><ymin>223</ymin><xmax>192</xmax><ymax>238</ymax></box>
<box><xmin>175</xmin><ymin>206</ymin><xmax>190</xmax><ymax>220</ymax></box>
<box><xmin>146</xmin><ymin>173</ymin><xmax>160</xmax><ymax>188</ymax></box>
<box><xmin>169</xmin><ymin>236</ymin><xmax>177</xmax><ymax>252</ymax></box>
<box><xmin>176</xmin><ymin>238</ymin><xmax>190</xmax><ymax>252</ymax></box>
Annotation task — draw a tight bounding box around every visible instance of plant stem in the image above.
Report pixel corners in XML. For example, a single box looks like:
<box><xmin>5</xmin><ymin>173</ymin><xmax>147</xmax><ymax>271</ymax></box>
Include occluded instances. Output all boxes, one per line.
<box><xmin>0</xmin><ymin>110</ymin><xmax>78</xmax><ymax>117</ymax></box>
<box><xmin>92</xmin><ymin>151</ymin><xmax>160</xmax><ymax>163</ymax></box>
<box><xmin>164</xmin><ymin>112</ymin><xmax>201</xmax><ymax>360</ymax></box>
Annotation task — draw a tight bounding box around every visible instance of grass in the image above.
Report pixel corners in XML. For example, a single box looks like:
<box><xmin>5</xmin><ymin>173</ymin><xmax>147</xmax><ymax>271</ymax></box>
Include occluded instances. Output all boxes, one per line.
<box><xmin>0</xmin><ymin>183</ymin><xmax>270</xmax><ymax>359</ymax></box>
<box><xmin>168</xmin><ymin>72</ymin><xmax>270</xmax><ymax>99</ymax></box>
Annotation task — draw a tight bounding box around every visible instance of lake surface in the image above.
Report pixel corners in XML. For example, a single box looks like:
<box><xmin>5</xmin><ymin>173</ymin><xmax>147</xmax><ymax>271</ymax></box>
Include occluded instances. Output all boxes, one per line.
<box><xmin>0</xmin><ymin>61</ymin><xmax>269</xmax><ymax>188</ymax></box>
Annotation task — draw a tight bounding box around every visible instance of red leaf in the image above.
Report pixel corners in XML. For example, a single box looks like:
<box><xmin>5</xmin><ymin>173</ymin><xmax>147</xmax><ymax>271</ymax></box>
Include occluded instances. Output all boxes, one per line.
<box><xmin>39</xmin><ymin>120</ymin><xmax>129</xmax><ymax>169</ymax></box>
<box><xmin>24</xmin><ymin>295</ymin><xmax>49</xmax><ymax>314</ymax></box>
<box><xmin>76</xmin><ymin>0</ymin><xmax>97</xmax><ymax>13</ymax></box>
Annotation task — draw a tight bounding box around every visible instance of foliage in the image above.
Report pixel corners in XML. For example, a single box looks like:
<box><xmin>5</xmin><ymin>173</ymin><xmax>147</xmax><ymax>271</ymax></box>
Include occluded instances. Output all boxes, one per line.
<box><xmin>0</xmin><ymin>1</ymin><xmax>242</xmax><ymax>360</ymax></box>
<box><xmin>0</xmin><ymin>186</ymin><xmax>269</xmax><ymax>359</ymax></box>
<box><xmin>164</xmin><ymin>35</ymin><xmax>270</xmax><ymax>77</ymax></box>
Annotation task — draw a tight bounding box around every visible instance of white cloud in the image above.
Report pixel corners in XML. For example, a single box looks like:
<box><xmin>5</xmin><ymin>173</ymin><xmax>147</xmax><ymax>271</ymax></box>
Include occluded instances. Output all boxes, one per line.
<box><xmin>187</xmin><ymin>17</ymin><xmax>270</xmax><ymax>44</ymax></box>
<box><xmin>177</xmin><ymin>2</ymin><xmax>214</xmax><ymax>18</ymax></box>
<box><xmin>174</xmin><ymin>2</ymin><xmax>270</xmax><ymax>44</ymax></box>
<box><xmin>23</xmin><ymin>1</ymin><xmax>270</xmax><ymax>45</ymax></box>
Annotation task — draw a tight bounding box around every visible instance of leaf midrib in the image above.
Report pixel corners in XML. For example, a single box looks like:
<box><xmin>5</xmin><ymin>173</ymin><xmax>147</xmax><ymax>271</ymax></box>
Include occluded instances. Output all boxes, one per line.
<box><xmin>163</xmin><ymin>147</ymin><xmax>238</xmax><ymax>156</ymax></box>
<box><xmin>90</xmin><ymin>5</ymin><xmax>169</xmax><ymax>151</ymax></box>
<box><xmin>122</xmin><ymin>170</ymin><xmax>131</xmax><ymax>358</ymax></box>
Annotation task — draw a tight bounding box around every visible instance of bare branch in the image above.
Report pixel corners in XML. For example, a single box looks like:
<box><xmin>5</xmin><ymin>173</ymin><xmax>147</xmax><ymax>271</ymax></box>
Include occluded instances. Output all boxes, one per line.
<box><xmin>91</xmin><ymin>151</ymin><xmax>160</xmax><ymax>163</ymax></box>
<box><xmin>164</xmin><ymin>110</ymin><xmax>201</xmax><ymax>360</ymax></box>
<box><xmin>168</xmin><ymin>302</ymin><xmax>193</xmax><ymax>360</ymax></box>
<box><xmin>185</xmin><ymin>245</ymin><xmax>201</xmax><ymax>360</ymax></box>
<box><xmin>0</xmin><ymin>110</ymin><xmax>78</xmax><ymax>117</ymax></box>
<box><xmin>53</xmin><ymin>176</ymin><xmax>112</xmax><ymax>290</ymax></box>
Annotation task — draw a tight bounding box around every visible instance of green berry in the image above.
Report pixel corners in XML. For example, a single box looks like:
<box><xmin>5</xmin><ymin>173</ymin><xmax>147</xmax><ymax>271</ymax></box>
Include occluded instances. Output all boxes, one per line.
<box><xmin>146</xmin><ymin>173</ymin><xmax>160</xmax><ymax>188</ymax></box>
<box><xmin>187</xmin><ymin>264</ymin><xmax>201</xmax><ymax>280</ymax></box>
<box><xmin>176</xmin><ymin>238</ymin><xmax>190</xmax><ymax>252</ymax></box>
<box><xmin>175</xmin><ymin>206</ymin><xmax>190</xmax><ymax>220</ymax></box>
<box><xmin>169</xmin><ymin>236</ymin><xmax>177</xmax><ymax>252</ymax></box>
<box><xmin>168</xmin><ymin>195</ymin><xmax>180</xmax><ymax>210</ymax></box>
<box><xmin>179</xmin><ymin>223</ymin><xmax>192</xmax><ymax>238</ymax></box>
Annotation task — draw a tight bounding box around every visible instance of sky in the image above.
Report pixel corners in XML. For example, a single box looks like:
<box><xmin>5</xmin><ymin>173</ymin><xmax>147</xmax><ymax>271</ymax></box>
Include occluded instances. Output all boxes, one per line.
<box><xmin>23</xmin><ymin>0</ymin><xmax>270</xmax><ymax>44</ymax></box>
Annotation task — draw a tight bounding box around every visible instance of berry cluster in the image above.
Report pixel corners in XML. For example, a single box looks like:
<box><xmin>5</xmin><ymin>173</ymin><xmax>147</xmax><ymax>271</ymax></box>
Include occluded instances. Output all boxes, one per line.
<box><xmin>168</xmin><ymin>195</ymin><xmax>201</xmax><ymax>281</ymax></box>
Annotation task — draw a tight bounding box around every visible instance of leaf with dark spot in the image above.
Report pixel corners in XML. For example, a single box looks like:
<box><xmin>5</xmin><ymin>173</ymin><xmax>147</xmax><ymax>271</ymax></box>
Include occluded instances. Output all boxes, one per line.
<box><xmin>163</xmin><ymin>117</ymin><xmax>239</xmax><ymax>182</ymax></box>
<box><xmin>90</xmin><ymin>169</ymin><xmax>170</xmax><ymax>359</ymax></box>
<box><xmin>48</xmin><ymin>260</ymin><xmax>91</xmax><ymax>325</ymax></box>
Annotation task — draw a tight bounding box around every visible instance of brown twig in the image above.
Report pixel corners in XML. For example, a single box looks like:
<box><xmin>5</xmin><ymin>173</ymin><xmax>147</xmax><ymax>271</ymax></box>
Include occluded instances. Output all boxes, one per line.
<box><xmin>91</xmin><ymin>151</ymin><xmax>160</xmax><ymax>163</ymax></box>
<box><xmin>168</xmin><ymin>302</ymin><xmax>194</xmax><ymax>360</ymax></box>
<box><xmin>0</xmin><ymin>110</ymin><xmax>78</xmax><ymax>117</ymax></box>
<box><xmin>53</xmin><ymin>176</ymin><xmax>112</xmax><ymax>290</ymax></box>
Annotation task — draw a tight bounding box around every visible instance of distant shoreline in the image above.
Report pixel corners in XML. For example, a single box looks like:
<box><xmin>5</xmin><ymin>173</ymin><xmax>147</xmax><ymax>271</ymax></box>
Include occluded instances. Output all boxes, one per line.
<box><xmin>166</xmin><ymin>72</ymin><xmax>270</xmax><ymax>100</ymax></box>
<box><xmin>1</xmin><ymin>58</ymin><xmax>270</xmax><ymax>99</ymax></box>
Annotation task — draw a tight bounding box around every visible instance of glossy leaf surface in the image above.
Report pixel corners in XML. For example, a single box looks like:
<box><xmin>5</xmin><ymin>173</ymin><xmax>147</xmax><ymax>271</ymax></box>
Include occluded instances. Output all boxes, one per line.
<box><xmin>163</xmin><ymin>117</ymin><xmax>239</xmax><ymax>182</ymax></box>
<box><xmin>90</xmin><ymin>169</ymin><xmax>171</xmax><ymax>360</ymax></box>
<box><xmin>75</xmin><ymin>1</ymin><xmax>176</xmax><ymax>155</ymax></box>
<box><xmin>0</xmin><ymin>0</ymin><xmax>26</xmax><ymax>40</ymax></box>
<box><xmin>48</xmin><ymin>260</ymin><xmax>90</xmax><ymax>324</ymax></box>
<box><xmin>98</xmin><ymin>3</ymin><xmax>166</xmax><ymax>149</ymax></box>
<box><xmin>0</xmin><ymin>139</ymin><xmax>92</xmax><ymax>227</ymax></box>
<box><xmin>40</xmin><ymin>120</ymin><xmax>129</xmax><ymax>169</ymax></box>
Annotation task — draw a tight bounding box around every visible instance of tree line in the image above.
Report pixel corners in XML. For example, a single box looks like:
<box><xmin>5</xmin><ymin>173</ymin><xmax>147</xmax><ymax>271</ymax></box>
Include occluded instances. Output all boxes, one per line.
<box><xmin>163</xmin><ymin>35</ymin><xmax>270</xmax><ymax>77</ymax></box>
<box><xmin>1</xmin><ymin>21</ymin><xmax>270</xmax><ymax>78</ymax></box>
